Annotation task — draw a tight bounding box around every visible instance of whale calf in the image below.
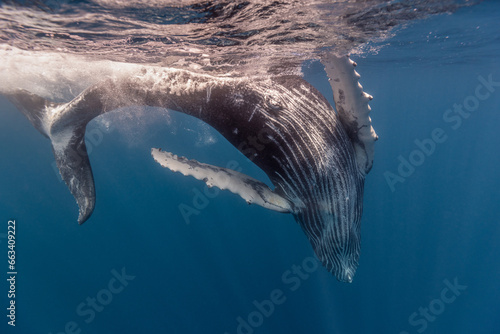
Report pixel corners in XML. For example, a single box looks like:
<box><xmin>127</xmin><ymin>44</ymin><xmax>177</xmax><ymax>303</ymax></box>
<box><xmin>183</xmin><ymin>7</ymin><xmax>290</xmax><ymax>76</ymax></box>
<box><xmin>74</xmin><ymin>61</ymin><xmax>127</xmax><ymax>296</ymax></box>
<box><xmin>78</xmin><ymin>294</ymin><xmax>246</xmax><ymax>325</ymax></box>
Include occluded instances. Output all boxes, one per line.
<box><xmin>6</xmin><ymin>54</ymin><xmax>376</xmax><ymax>282</ymax></box>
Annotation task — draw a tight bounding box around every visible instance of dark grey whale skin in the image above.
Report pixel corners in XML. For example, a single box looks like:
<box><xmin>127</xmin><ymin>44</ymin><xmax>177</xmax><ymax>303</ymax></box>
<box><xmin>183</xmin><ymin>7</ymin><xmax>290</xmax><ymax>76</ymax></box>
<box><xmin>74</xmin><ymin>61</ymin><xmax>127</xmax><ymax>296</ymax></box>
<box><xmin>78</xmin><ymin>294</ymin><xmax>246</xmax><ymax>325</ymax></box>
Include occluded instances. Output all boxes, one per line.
<box><xmin>7</xmin><ymin>68</ymin><xmax>364</xmax><ymax>282</ymax></box>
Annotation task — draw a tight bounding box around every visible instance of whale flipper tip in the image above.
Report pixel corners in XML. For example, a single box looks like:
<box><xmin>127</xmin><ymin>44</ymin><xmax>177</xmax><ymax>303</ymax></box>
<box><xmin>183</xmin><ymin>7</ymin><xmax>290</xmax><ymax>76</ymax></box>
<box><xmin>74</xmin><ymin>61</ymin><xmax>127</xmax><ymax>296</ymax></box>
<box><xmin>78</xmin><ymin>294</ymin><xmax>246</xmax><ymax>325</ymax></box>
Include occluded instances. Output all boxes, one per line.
<box><xmin>52</xmin><ymin>130</ymin><xmax>96</xmax><ymax>225</ymax></box>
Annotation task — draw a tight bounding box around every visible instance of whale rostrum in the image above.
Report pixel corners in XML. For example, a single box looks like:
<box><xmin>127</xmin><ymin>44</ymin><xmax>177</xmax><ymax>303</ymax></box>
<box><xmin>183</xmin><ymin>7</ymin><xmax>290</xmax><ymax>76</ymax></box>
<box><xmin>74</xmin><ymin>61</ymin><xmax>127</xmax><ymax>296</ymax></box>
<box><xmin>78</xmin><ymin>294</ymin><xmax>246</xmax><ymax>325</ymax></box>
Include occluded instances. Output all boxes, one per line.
<box><xmin>6</xmin><ymin>55</ymin><xmax>376</xmax><ymax>283</ymax></box>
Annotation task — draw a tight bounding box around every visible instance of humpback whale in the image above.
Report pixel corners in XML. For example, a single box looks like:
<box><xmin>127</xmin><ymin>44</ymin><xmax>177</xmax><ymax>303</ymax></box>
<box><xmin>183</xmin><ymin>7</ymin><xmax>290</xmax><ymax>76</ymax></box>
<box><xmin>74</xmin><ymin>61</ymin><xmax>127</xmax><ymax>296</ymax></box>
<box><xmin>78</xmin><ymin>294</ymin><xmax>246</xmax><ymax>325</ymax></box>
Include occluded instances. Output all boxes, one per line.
<box><xmin>6</xmin><ymin>54</ymin><xmax>376</xmax><ymax>283</ymax></box>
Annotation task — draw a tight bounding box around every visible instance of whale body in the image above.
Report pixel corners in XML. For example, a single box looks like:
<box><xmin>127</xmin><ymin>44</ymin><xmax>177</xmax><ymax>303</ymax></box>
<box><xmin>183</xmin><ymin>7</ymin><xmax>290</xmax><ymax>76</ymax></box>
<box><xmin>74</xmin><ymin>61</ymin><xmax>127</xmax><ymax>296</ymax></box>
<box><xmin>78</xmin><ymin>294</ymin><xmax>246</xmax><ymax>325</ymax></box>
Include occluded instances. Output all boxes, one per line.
<box><xmin>6</xmin><ymin>54</ymin><xmax>377</xmax><ymax>282</ymax></box>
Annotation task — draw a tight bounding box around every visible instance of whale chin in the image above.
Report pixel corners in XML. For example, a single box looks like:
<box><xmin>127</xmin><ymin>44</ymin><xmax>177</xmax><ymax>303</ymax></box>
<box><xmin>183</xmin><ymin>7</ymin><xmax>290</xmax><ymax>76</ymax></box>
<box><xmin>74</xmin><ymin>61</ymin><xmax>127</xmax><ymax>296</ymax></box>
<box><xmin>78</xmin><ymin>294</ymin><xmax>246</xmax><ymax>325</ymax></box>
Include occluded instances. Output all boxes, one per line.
<box><xmin>340</xmin><ymin>267</ymin><xmax>355</xmax><ymax>284</ymax></box>
<box><xmin>316</xmin><ymin>245</ymin><xmax>360</xmax><ymax>283</ymax></box>
<box><xmin>314</xmin><ymin>237</ymin><xmax>361</xmax><ymax>284</ymax></box>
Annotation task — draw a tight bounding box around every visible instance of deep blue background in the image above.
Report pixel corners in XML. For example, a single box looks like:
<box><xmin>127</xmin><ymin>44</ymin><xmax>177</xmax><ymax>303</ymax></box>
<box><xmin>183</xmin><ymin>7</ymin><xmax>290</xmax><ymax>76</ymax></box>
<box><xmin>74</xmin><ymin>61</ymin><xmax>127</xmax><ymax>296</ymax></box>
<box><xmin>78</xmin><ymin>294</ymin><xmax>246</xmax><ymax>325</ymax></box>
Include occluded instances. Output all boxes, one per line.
<box><xmin>1</xmin><ymin>2</ymin><xmax>499</xmax><ymax>333</ymax></box>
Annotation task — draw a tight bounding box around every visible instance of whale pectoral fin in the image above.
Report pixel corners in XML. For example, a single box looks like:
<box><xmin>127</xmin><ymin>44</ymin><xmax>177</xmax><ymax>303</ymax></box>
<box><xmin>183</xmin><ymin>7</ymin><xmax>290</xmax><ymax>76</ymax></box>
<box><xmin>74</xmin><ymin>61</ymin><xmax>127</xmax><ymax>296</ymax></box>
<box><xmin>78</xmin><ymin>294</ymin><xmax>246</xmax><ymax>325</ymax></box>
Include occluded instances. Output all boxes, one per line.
<box><xmin>322</xmin><ymin>54</ymin><xmax>378</xmax><ymax>174</ymax></box>
<box><xmin>52</xmin><ymin>128</ymin><xmax>96</xmax><ymax>225</ymax></box>
<box><xmin>6</xmin><ymin>89</ymin><xmax>96</xmax><ymax>224</ymax></box>
<box><xmin>151</xmin><ymin>148</ymin><xmax>293</xmax><ymax>213</ymax></box>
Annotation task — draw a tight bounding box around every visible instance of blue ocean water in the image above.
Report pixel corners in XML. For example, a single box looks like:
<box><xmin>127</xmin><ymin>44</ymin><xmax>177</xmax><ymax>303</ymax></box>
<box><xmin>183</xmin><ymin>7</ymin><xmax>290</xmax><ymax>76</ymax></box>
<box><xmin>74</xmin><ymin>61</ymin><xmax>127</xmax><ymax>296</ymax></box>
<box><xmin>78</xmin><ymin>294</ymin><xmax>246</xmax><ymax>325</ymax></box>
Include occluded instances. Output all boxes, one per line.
<box><xmin>1</xmin><ymin>1</ymin><xmax>499</xmax><ymax>334</ymax></box>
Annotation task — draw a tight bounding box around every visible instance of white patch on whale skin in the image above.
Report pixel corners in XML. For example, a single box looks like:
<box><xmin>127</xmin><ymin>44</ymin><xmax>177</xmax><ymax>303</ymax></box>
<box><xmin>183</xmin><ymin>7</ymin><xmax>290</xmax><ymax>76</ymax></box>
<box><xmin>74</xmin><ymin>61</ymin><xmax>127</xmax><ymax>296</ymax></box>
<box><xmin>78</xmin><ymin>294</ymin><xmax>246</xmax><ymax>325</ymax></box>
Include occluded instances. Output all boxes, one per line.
<box><xmin>151</xmin><ymin>148</ymin><xmax>293</xmax><ymax>213</ymax></box>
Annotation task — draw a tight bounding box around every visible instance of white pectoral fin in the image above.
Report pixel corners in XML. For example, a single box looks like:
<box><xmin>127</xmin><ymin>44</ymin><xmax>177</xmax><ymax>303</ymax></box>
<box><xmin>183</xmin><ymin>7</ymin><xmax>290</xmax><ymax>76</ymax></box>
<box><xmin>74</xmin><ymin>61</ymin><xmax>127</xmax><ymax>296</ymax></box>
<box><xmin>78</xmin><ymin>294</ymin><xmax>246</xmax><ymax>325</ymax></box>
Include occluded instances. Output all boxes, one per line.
<box><xmin>322</xmin><ymin>53</ymin><xmax>378</xmax><ymax>175</ymax></box>
<box><xmin>151</xmin><ymin>148</ymin><xmax>293</xmax><ymax>213</ymax></box>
